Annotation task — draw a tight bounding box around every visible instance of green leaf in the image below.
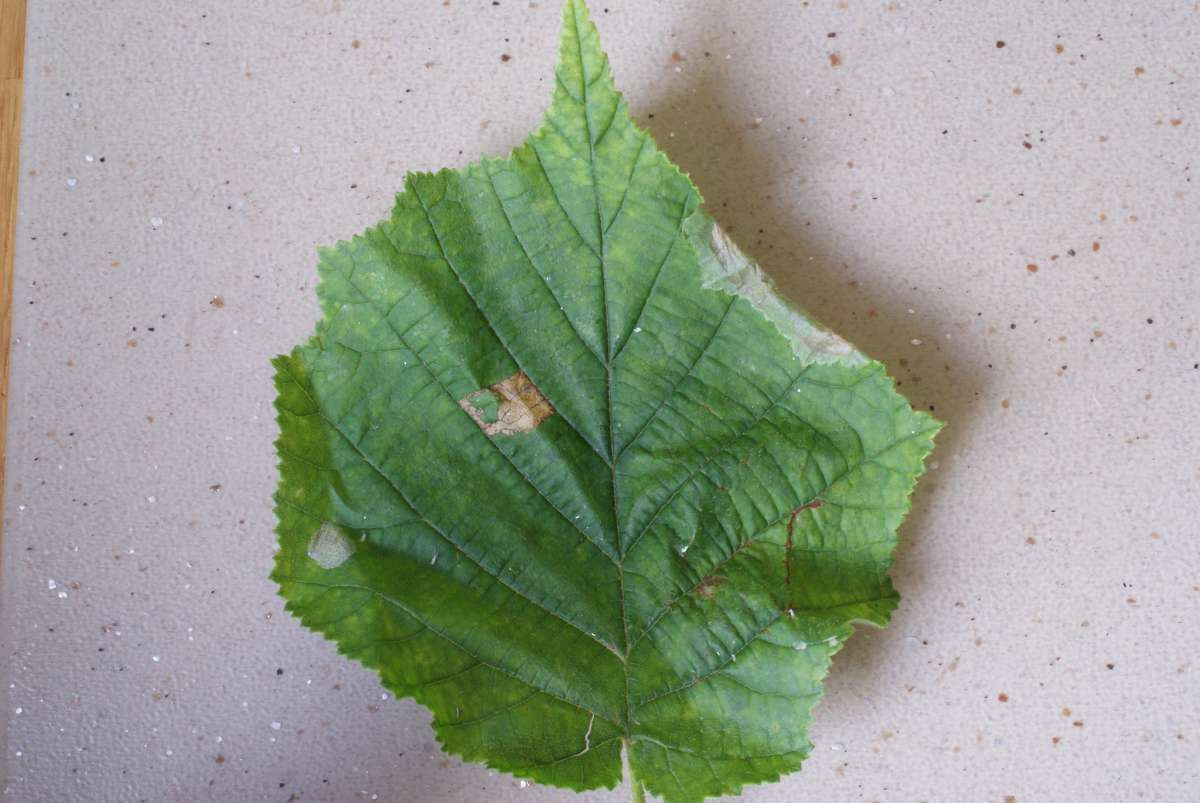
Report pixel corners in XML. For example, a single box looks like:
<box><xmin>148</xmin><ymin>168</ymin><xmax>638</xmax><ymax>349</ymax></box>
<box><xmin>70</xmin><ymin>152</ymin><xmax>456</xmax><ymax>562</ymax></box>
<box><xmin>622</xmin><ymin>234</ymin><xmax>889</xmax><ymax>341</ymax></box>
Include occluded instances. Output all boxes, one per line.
<box><xmin>271</xmin><ymin>1</ymin><xmax>940</xmax><ymax>800</ymax></box>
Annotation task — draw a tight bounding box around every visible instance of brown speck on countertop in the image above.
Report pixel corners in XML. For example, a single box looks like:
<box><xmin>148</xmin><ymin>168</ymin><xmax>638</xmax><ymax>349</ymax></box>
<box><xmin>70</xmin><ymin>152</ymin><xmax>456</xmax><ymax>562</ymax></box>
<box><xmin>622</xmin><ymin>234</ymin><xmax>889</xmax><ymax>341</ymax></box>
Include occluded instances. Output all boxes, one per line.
<box><xmin>996</xmin><ymin>40</ymin><xmax>1006</xmax><ymax>49</ymax></box>
<box><xmin>126</xmin><ymin>339</ymin><xmax>138</xmax><ymax>348</ymax></box>
<box><xmin>500</xmin><ymin>53</ymin><xmax>512</xmax><ymax>62</ymax></box>
<box><xmin>1025</xmin><ymin>536</ymin><xmax>1036</xmax><ymax>545</ymax></box>
<box><xmin>1170</xmin><ymin>118</ymin><xmax>1183</xmax><ymax>127</ymax></box>
<box><xmin>215</xmin><ymin>754</ymin><xmax>225</xmax><ymax>764</ymax></box>
<box><xmin>998</xmin><ymin>693</ymin><xmax>1009</xmax><ymax>702</ymax></box>
<box><xmin>1073</xmin><ymin>720</ymin><xmax>1084</xmax><ymax>728</ymax></box>
<box><xmin>1055</xmin><ymin>43</ymin><xmax>1065</xmax><ymax>54</ymax></box>
<box><xmin>1026</xmin><ymin>263</ymin><xmax>1039</xmax><ymax>273</ymax></box>
<box><xmin>829</xmin><ymin>53</ymin><xmax>842</xmax><ymax>67</ymax></box>
<box><xmin>1052</xmin><ymin>736</ymin><xmax>1062</xmax><ymax>745</ymax></box>
<box><xmin>351</xmin><ymin>38</ymin><xmax>360</xmax><ymax>49</ymax></box>
<box><xmin>1000</xmin><ymin>399</ymin><xmax>1010</xmax><ymax>409</ymax></box>
<box><xmin>209</xmin><ymin>484</ymin><xmax>222</xmax><ymax>492</ymax></box>
<box><xmin>1092</xmin><ymin>241</ymin><xmax>1101</xmax><ymax>252</ymax></box>
<box><xmin>670</xmin><ymin>50</ymin><xmax>683</xmax><ymax>63</ymax></box>
<box><xmin>1023</xmin><ymin>141</ymin><xmax>1033</xmax><ymax>149</ymax></box>
<box><xmin>1135</xmin><ymin>66</ymin><xmax>1145</xmax><ymax>75</ymax></box>
<box><xmin>210</xmin><ymin>296</ymin><xmax>225</xmax><ymax>309</ymax></box>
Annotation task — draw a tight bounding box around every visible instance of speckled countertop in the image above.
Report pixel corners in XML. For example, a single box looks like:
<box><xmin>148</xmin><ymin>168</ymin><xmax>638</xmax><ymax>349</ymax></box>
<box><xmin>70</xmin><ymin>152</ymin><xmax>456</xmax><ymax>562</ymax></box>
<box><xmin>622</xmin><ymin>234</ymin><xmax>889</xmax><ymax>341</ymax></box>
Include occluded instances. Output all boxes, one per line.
<box><xmin>2</xmin><ymin>2</ymin><xmax>1198</xmax><ymax>801</ymax></box>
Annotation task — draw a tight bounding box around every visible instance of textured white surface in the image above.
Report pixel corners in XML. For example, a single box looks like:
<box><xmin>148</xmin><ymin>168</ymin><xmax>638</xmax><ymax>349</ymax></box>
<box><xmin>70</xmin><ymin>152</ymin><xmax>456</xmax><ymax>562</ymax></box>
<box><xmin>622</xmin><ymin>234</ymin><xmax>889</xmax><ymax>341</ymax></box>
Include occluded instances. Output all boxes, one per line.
<box><xmin>3</xmin><ymin>1</ymin><xmax>1199</xmax><ymax>801</ymax></box>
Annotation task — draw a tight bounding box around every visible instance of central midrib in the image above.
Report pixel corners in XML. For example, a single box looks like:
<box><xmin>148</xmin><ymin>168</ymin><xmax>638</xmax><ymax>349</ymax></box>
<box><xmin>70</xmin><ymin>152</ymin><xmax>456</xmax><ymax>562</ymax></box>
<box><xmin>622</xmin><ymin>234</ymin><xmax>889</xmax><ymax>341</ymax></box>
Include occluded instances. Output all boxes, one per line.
<box><xmin>566</xmin><ymin>3</ymin><xmax>636</xmax><ymax>742</ymax></box>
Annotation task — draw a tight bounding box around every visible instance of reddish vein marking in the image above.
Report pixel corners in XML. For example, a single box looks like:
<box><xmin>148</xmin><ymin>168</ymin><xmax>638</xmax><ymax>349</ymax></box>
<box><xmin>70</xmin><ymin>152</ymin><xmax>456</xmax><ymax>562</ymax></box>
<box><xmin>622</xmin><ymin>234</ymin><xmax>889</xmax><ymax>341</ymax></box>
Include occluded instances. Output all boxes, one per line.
<box><xmin>784</xmin><ymin>499</ymin><xmax>824</xmax><ymax>587</ymax></box>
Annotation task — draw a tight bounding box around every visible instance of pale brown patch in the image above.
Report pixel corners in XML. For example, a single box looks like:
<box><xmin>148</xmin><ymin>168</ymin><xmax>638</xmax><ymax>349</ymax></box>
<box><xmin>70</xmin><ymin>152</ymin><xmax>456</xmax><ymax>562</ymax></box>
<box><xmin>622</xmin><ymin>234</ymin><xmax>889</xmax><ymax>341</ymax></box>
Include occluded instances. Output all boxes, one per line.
<box><xmin>459</xmin><ymin>371</ymin><xmax>554</xmax><ymax>436</ymax></box>
<box><xmin>210</xmin><ymin>296</ymin><xmax>225</xmax><ymax>309</ymax></box>
<box><xmin>829</xmin><ymin>53</ymin><xmax>842</xmax><ymax>67</ymax></box>
<box><xmin>693</xmin><ymin>575</ymin><xmax>727</xmax><ymax>599</ymax></box>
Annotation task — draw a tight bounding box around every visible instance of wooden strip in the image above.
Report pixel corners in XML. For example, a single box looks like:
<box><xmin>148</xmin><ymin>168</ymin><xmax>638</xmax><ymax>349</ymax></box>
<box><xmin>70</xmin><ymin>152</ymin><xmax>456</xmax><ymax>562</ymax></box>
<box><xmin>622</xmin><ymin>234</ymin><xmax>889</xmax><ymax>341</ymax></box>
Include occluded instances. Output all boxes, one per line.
<box><xmin>1</xmin><ymin>0</ymin><xmax>27</xmax><ymax>529</ymax></box>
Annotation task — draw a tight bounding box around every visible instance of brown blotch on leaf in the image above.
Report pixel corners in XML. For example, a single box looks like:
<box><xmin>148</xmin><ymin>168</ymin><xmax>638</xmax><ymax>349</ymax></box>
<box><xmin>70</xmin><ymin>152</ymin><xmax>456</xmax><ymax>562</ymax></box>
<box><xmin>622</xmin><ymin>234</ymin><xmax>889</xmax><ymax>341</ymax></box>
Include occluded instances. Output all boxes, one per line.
<box><xmin>693</xmin><ymin>575</ymin><xmax>728</xmax><ymax>599</ymax></box>
<box><xmin>459</xmin><ymin>371</ymin><xmax>554</xmax><ymax>437</ymax></box>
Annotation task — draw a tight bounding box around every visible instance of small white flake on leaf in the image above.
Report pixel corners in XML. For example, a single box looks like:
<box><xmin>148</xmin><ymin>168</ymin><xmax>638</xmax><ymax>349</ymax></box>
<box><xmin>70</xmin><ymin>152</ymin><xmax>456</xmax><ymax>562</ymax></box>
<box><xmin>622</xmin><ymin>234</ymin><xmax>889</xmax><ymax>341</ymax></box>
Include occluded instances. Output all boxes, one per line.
<box><xmin>307</xmin><ymin>523</ymin><xmax>355</xmax><ymax>569</ymax></box>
